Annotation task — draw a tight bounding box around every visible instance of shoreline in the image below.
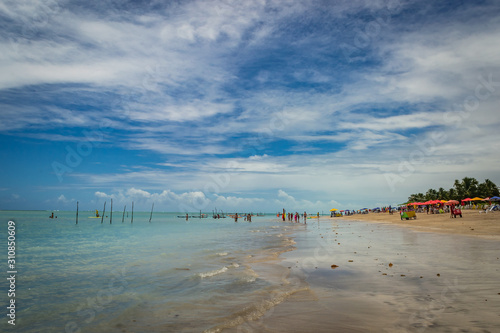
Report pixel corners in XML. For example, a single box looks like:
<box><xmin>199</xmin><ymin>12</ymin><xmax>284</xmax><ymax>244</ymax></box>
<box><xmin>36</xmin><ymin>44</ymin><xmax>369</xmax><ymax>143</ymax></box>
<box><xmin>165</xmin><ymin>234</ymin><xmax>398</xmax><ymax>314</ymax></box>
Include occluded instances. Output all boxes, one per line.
<box><xmin>336</xmin><ymin>209</ymin><xmax>500</xmax><ymax>239</ymax></box>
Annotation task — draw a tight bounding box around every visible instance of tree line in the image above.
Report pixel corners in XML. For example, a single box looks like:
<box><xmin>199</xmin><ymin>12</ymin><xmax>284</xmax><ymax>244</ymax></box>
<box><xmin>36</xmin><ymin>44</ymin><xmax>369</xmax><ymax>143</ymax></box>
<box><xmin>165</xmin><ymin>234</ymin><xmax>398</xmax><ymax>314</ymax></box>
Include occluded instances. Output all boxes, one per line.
<box><xmin>407</xmin><ymin>177</ymin><xmax>499</xmax><ymax>203</ymax></box>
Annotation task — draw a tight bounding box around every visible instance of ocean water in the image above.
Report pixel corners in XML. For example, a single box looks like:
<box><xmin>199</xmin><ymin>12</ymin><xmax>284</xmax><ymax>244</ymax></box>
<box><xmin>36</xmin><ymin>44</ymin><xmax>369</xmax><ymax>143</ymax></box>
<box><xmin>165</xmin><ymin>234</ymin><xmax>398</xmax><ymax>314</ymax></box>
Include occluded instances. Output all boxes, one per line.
<box><xmin>0</xmin><ymin>211</ymin><xmax>305</xmax><ymax>333</ymax></box>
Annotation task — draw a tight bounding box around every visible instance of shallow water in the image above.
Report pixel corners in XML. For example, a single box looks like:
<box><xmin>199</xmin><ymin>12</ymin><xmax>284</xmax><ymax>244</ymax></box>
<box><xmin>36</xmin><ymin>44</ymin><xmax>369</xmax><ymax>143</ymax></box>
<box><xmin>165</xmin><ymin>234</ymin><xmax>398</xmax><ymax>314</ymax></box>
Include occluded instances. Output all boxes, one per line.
<box><xmin>233</xmin><ymin>218</ymin><xmax>500</xmax><ymax>333</ymax></box>
<box><xmin>0</xmin><ymin>211</ymin><xmax>304</xmax><ymax>333</ymax></box>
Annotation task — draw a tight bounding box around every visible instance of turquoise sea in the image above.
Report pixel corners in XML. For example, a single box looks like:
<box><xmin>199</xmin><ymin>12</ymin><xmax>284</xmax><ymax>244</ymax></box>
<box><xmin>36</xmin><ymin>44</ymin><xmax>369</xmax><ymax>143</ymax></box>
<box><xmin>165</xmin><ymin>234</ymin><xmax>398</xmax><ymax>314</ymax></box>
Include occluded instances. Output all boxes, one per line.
<box><xmin>0</xmin><ymin>211</ymin><xmax>304</xmax><ymax>333</ymax></box>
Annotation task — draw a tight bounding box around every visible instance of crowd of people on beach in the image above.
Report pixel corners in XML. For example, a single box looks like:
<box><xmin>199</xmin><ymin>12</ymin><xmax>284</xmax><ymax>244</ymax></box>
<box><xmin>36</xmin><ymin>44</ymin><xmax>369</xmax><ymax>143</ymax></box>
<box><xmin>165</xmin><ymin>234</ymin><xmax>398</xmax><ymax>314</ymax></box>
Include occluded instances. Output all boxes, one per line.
<box><xmin>277</xmin><ymin>210</ymin><xmax>310</xmax><ymax>223</ymax></box>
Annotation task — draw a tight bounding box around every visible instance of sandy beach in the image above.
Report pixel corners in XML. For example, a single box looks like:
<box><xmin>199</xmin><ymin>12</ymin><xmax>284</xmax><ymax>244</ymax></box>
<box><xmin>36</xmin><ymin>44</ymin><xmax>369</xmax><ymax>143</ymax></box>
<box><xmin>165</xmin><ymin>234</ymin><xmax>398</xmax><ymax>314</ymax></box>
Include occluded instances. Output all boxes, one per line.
<box><xmin>340</xmin><ymin>209</ymin><xmax>500</xmax><ymax>239</ymax></box>
<box><xmin>227</xmin><ymin>212</ymin><xmax>500</xmax><ymax>332</ymax></box>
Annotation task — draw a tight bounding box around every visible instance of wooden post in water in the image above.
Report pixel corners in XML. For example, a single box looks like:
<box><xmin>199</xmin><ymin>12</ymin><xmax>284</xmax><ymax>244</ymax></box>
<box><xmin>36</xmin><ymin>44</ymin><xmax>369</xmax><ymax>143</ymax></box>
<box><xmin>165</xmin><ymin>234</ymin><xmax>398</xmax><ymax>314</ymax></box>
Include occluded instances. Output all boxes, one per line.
<box><xmin>110</xmin><ymin>198</ymin><xmax>113</xmax><ymax>224</ymax></box>
<box><xmin>131</xmin><ymin>201</ymin><xmax>134</xmax><ymax>223</ymax></box>
<box><xmin>122</xmin><ymin>205</ymin><xmax>126</xmax><ymax>223</ymax></box>
<box><xmin>76</xmin><ymin>201</ymin><xmax>79</xmax><ymax>224</ymax></box>
<box><xmin>101</xmin><ymin>201</ymin><xmax>106</xmax><ymax>224</ymax></box>
<box><xmin>149</xmin><ymin>203</ymin><xmax>154</xmax><ymax>223</ymax></box>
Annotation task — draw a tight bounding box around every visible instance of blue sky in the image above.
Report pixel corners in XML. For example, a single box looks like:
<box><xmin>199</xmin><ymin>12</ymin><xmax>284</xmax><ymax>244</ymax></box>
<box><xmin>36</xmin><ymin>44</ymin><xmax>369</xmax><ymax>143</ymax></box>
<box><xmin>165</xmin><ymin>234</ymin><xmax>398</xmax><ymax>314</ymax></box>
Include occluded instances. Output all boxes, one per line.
<box><xmin>1</xmin><ymin>0</ymin><xmax>500</xmax><ymax>212</ymax></box>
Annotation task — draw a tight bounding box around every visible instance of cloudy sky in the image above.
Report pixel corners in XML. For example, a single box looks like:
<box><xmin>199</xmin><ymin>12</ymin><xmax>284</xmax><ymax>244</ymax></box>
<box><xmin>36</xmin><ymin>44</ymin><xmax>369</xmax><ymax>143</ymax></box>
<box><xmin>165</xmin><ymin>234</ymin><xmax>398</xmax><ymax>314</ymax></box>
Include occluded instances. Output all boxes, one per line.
<box><xmin>1</xmin><ymin>0</ymin><xmax>500</xmax><ymax>212</ymax></box>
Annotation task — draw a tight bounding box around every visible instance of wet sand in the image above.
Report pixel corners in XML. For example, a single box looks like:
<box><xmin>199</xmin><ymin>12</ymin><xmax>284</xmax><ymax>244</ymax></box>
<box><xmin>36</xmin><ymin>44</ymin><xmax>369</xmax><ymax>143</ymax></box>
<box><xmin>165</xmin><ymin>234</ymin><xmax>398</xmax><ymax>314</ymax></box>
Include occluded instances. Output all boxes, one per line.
<box><xmin>227</xmin><ymin>215</ymin><xmax>500</xmax><ymax>333</ymax></box>
<box><xmin>341</xmin><ymin>209</ymin><xmax>500</xmax><ymax>239</ymax></box>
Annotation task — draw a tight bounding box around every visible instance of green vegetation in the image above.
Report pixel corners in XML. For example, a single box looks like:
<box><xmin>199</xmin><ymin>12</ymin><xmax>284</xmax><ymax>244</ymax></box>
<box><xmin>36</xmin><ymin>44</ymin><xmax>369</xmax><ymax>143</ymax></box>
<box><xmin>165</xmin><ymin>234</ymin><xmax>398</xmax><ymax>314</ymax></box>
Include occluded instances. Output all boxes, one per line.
<box><xmin>407</xmin><ymin>177</ymin><xmax>499</xmax><ymax>202</ymax></box>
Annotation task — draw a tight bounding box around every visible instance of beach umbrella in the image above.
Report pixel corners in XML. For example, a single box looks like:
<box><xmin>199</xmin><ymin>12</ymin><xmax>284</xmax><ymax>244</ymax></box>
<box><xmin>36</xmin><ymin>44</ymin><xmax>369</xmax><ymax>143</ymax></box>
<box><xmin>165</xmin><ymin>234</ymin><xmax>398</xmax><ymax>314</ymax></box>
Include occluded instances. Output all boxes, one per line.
<box><xmin>470</xmin><ymin>197</ymin><xmax>485</xmax><ymax>201</ymax></box>
<box><xmin>446</xmin><ymin>200</ymin><xmax>459</xmax><ymax>205</ymax></box>
<box><xmin>330</xmin><ymin>208</ymin><xmax>338</xmax><ymax>211</ymax></box>
<box><xmin>488</xmin><ymin>196</ymin><xmax>500</xmax><ymax>201</ymax></box>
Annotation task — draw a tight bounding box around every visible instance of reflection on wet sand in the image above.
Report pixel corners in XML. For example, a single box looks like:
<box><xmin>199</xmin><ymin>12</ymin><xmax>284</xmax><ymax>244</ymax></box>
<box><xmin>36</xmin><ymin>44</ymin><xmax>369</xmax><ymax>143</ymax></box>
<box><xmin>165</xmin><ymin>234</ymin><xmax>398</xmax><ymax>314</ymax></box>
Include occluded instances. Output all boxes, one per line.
<box><xmin>228</xmin><ymin>217</ymin><xmax>500</xmax><ymax>332</ymax></box>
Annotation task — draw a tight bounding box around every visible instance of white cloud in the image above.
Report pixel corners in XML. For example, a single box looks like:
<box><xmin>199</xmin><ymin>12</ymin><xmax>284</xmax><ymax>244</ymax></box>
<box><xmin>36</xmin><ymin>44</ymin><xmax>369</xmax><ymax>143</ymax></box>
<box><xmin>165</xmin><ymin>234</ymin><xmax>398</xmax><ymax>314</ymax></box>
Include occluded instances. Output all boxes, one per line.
<box><xmin>125</xmin><ymin>188</ymin><xmax>152</xmax><ymax>199</ymax></box>
<box><xmin>277</xmin><ymin>189</ymin><xmax>295</xmax><ymax>201</ymax></box>
<box><xmin>94</xmin><ymin>191</ymin><xmax>108</xmax><ymax>198</ymax></box>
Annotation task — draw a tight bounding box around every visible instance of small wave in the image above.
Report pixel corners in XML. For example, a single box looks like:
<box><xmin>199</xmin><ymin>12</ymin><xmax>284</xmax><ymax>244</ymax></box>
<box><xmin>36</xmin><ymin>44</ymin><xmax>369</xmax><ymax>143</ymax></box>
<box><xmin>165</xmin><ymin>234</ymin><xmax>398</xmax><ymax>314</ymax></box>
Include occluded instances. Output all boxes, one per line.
<box><xmin>198</xmin><ymin>266</ymin><xmax>228</xmax><ymax>278</ymax></box>
<box><xmin>198</xmin><ymin>263</ymin><xmax>239</xmax><ymax>278</ymax></box>
<box><xmin>241</xmin><ymin>276</ymin><xmax>256</xmax><ymax>283</ymax></box>
<box><xmin>217</xmin><ymin>252</ymin><xmax>228</xmax><ymax>256</ymax></box>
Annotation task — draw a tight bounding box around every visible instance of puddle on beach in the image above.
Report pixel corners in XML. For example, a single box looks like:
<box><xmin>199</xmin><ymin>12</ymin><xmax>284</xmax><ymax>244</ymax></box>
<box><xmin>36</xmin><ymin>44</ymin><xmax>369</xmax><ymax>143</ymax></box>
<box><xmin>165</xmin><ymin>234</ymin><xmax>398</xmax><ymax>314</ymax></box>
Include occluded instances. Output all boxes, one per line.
<box><xmin>228</xmin><ymin>219</ymin><xmax>500</xmax><ymax>333</ymax></box>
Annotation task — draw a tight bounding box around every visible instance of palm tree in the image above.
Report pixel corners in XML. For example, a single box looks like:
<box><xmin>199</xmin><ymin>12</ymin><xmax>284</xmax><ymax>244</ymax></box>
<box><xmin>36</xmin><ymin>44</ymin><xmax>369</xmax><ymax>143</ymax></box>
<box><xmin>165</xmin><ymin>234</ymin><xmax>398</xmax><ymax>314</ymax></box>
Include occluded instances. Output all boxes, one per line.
<box><xmin>453</xmin><ymin>179</ymin><xmax>464</xmax><ymax>198</ymax></box>
<box><xmin>425</xmin><ymin>188</ymin><xmax>438</xmax><ymax>201</ymax></box>
<box><xmin>454</xmin><ymin>177</ymin><xmax>479</xmax><ymax>199</ymax></box>
<box><xmin>437</xmin><ymin>187</ymin><xmax>448</xmax><ymax>200</ymax></box>
<box><xmin>461</xmin><ymin>177</ymin><xmax>479</xmax><ymax>198</ymax></box>
<box><xmin>448</xmin><ymin>188</ymin><xmax>457</xmax><ymax>200</ymax></box>
<box><xmin>408</xmin><ymin>192</ymin><xmax>425</xmax><ymax>203</ymax></box>
<box><xmin>478</xmin><ymin>179</ymin><xmax>500</xmax><ymax>197</ymax></box>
